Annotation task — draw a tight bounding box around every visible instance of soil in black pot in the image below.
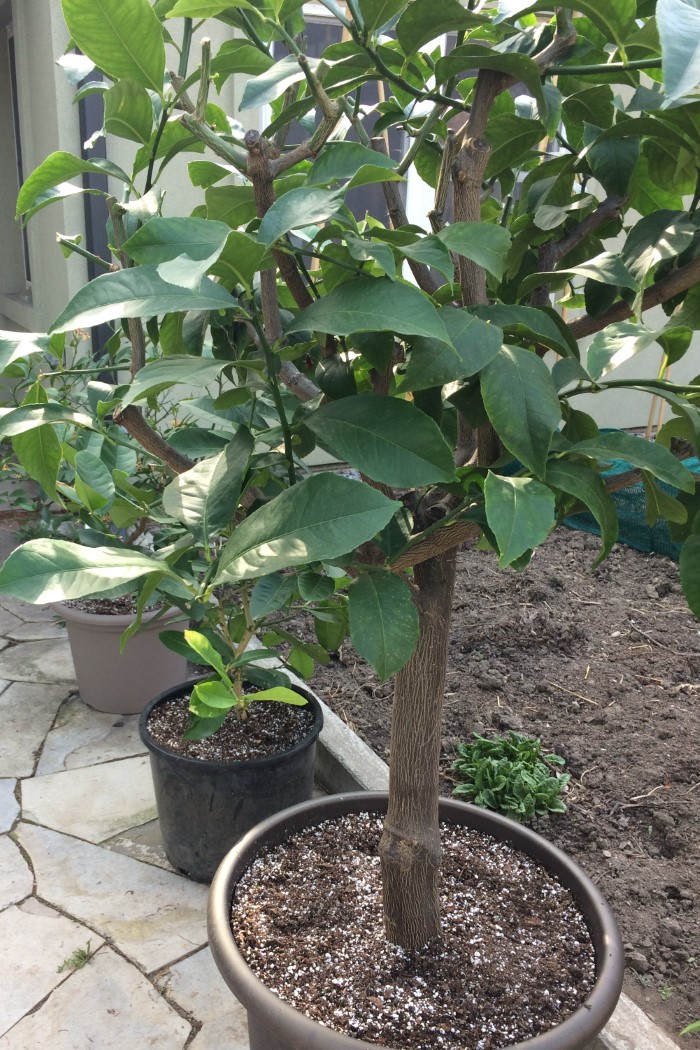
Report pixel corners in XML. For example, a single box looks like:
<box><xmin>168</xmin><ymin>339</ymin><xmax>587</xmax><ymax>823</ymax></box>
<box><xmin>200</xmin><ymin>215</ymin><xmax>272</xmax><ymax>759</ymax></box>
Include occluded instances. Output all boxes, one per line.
<box><xmin>146</xmin><ymin>691</ymin><xmax>316</xmax><ymax>762</ymax></box>
<box><xmin>232</xmin><ymin>811</ymin><xmax>596</xmax><ymax>1050</ymax></box>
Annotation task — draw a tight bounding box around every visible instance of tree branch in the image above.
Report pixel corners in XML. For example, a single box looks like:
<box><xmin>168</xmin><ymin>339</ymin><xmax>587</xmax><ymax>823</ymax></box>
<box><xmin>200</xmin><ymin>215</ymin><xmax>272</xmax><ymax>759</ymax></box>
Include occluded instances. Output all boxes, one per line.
<box><xmin>113</xmin><ymin>405</ymin><xmax>194</xmax><ymax>474</ymax></box>
<box><xmin>568</xmin><ymin>258</ymin><xmax>700</xmax><ymax>341</ymax></box>
<box><xmin>371</xmin><ymin>137</ymin><xmax>440</xmax><ymax>296</ymax></box>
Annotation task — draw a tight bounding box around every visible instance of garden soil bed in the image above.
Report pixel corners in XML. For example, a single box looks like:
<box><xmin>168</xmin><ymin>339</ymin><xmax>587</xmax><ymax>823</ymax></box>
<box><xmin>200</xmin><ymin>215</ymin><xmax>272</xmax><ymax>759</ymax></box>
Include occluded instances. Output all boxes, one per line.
<box><xmin>310</xmin><ymin>527</ymin><xmax>700</xmax><ymax>1045</ymax></box>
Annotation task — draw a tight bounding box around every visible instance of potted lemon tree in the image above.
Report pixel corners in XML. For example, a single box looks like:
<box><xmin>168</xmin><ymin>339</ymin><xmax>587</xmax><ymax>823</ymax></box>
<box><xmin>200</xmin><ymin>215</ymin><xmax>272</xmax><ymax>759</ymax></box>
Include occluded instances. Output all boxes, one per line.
<box><xmin>2</xmin><ymin>0</ymin><xmax>700</xmax><ymax>1043</ymax></box>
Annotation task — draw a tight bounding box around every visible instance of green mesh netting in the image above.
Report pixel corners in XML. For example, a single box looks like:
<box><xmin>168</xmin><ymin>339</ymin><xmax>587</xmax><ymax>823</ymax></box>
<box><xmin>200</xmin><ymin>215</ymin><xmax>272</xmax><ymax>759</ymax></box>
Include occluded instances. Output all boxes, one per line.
<box><xmin>564</xmin><ymin>457</ymin><xmax>700</xmax><ymax>562</ymax></box>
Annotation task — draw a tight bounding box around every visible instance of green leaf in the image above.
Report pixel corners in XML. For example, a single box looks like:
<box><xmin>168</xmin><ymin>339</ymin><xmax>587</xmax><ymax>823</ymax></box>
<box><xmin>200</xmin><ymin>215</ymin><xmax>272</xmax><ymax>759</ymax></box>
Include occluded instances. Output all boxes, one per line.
<box><xmin>104</xmin><ymin>79</ymin><xmax>154</xmax><ymax>144</ymax></box>
<box><xmin>12</xmin><ymin>426</ymin><xmax>61</xmax><ymax>502</ymax></box>
<box><xmin>216</xmin><ymin>473</ymin><xmax>399</xmax><ymax>582</ymax></box>
<box><xmin>585</xmin><ymin>130</ymin><xmax>640</xmax><ymax>197</ymax></box>
<box><xmin>307</xmin><ymin>142</ymin><xmax>397</xmax><ymax>186</ymax></box>
<box><xmin>16</xmin><ymin>152</ymin><xmax>130</xmax><ymax>218</ymax></box>
<box><xmin>0</xmin><ymin>539</ymin><xmax>172</xmax><ymax>604</ymax></box>
<box><xmin>285</xmin><ymin>277</ymin><xmax>453</xmax><ymax>344</ymax></box>
<box><xmin>120</xmin><ymin>355</ymin><xmax>226</xmax><ymax>407</ymax></box>
<box><xmin>250</xmin><ymin>573</ymin><xmax>298</xmax><ymax>619</ymax></box>
<box><xmin>250</xmin><ymin>687</ymin><xmax>308</xmax><ymax>705</ymax></box>
<box><xmin>435</xmin><ymin>44</ymin><xmax>545</xmax><ymax>111</ymax></box>
<box><xmin>566</xmin><ymin>432</ymin><xmax>696</xmax><ymax>493</ymax></box>
<box><xmin>586</xmin><ymin>322</ymin><xmax>658</xmax><ymax>381</ymax></box>
<box><xmin>190</xmin><ymin>680</ymin><xmax>235</xmax><ymax>715</ymax></box>
<box><xmin>484</xmin><ymin>114</ymin><xmax>545</xmax><ymax>178</ymax></box>
<box><xmin>50</xmin><ymin>267</ymin><xmax>238</xmax><ymax>333</ymax></box>
<box><xmin>305</xmin><ymin>394</ymin><xmax>457</xmax><ymax>486</ymax></box>
<box><xmin>481</xmin><ymin>346</ymin><xmax>561</xmax><ymax>479</ymax></box>
<box><xmin>210</xmin><ymin>231</ymin><xmax>272</xmax><ymax>289</ymax></box>
<box><xmin>205</xmin><ymin>184</ymin><xmax>257</xmax><ymax>228</ymax></box>
<box><xmin>436</xmin><ymin>222</ymin><xmax>512</xmax><ymax>281</ymax></box>
<box><xmin>167</xmin><ymin>0</ymin><xmax>258</xmax><ymax>16</ymax></box>
<box><xmin>75</xmin><ymin>450</ymin><xmax>115</xmax><ymax>506</ymax></box>
<box><xmin>471</xmin><ymin>304</ymin><xmax>577</xmax><ymax>358</ymax></box>
<box><xmin>546</xmin><ymin>460</ymin><xmax>618</xmax><ymax>564</ymax></box>
<box><xmin>397</xmin><ymin>0</ymin><xmax>485</xmax><ymax>55</ymax></box>
<box><xmin>298</xmin><ymin>571</ymin><xmax>335</xmax><ymax>602</ymax></box>
<box><xmin>641</xmin><ymin>472</ymin><xmax>688</xmax><ymax>527</ymax></box>
<box><xmin>484</xmin><ymin>474</ymin><xmax>555</xmax><ymax>568</ymax></box>
<box><xmin>657</xmin><ymin>0</ymin><xmax>700</xmax><ymax>103</ymax></box>
<box><xmin>398</xmin><ymin>310</ymin><xmax>503</xmax><ymax>392</ymax></box>
<box><xmin>123</xmin><ymin>217</ymin><xmax>232</xmax><ymax>290</ymax></box>
<box><xmin>348</xmin><ymin>572</ymin><xmax>419</xmax><ymax>681</ymax></box>
<box><xmin>518</xmin><ymin>252</ymin><xmax>639</xmax><ymax>299</ymax></box>
<box><xmin>496</xmin><ymin>0</ymin><xmax>636</xmax><ymax>49</ymax></box>
<box><xmin>240</xmin><ymin>53</ymin><xmax>319</xmax><ymax>111</ymax></box>
<box><xmin>61</xmin><ymin>0</ymin><xmax>165</xmax><ymax>94</ymax></box>
<box><xmin>344</xmin><ymin>235</ymin><xmax>396</xmax><ymax>277</ymax></box>
<box><xmin>680</xmin><ymin>534</ymin><xmax>700</xmax><ymax>618</ymax></box>
<box><xmin>397</xmin><ymin>236</ymin><xmax>454</xmax><ymax>284</ymax></box>
<box><xmin>286</xmin><ymin>647</ymin><xmax>315</xmax><ymax>679</ymax></box>
<box><xmin>258</xmin><ymin>187</ymin><xmax>345</xmax><ymax>246</ymax></box>
<box><xmin>358</xmin><ymin>0</ymin><xmax>408</xmax><ymax>32</ymax></box>
<box><xmin>622</xmin><ymin>212</ymin><xmax>695</xmax><ymax>287</ymax></box>
<box><xmin>210</xmin><ymin>40</ymin><xmax>274</xmax><ymax>84</ymax></box>
<box><xmin>162</xmin><ymin>428</ymin><xmax>254</xmax><ymax>540</ymax></box>
<box><xmin>0</xmin><ymin>332</ymin><xmax>48</xmax><ymax>372</ymax></box>
<box><xmin>0</xmin><ymin>404</ymin><xmax>94</xmax><ymax>439</ymax></box>
<box><xmin>183</xmin><ymin>630</ymin><xmax>231</xmax><ymax>679</ymax></box>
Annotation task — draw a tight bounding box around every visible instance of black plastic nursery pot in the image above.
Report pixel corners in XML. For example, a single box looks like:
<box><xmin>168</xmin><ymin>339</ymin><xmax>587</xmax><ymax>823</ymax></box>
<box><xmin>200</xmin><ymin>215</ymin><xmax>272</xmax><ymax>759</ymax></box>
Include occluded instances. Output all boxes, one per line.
<box><xmin>208</xmin><ymin>792</ymin><xmax>625</xmax><ymax>1050</ymax></box>
<box><xmin>139</xmin><ymin>679</ymin><xmax>323</xmax><ymax>883</ymax></box>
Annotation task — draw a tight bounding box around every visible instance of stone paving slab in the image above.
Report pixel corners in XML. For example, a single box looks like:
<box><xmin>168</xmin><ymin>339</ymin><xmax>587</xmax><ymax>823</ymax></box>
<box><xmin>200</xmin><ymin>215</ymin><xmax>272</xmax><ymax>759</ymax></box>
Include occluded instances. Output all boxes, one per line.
<box><xmin>162</xmin><ymin>946</ymin><xmax>244</xmax><ymax>1025</ymax></box>
<box><xmin>0</xmin><ymin>946</ymin><xmax>191</xmax><ymax>1050</ymax></box>
<box><xmin>0</xmin><ymin>836</ymin><xmax>32</xmax><ymax>908</ymax></box>
<box><xmin>0</xmin><ymin>639</ymin><xmax>75</xmax><ymax>685</ymax></box>
<box><xmin>4</xmin><ymin>621</ymin><xmax>67</xmax><ymax>642</ymax></box>
<box><xmin>105</xmin><ymin>818</ymin><xmax>174</xmax><ymax>872</ymax></box>
<box><xmin>36</xmin><ymin>697</ymin><xmax>144</xmax><ymax>775</ymax></box>
<box><xmin>0</xmin><ymin>597</ymin><xmax>57</xmax><ymax>623</ymax></box>
<box><xmin>0</xmin><ymin>609</ymin><xmax>22</xmax><ymax>635</ymax></box>
<box><xmin>15</xmin><ymin>823</ymin><xmax>209</xmax><ymax>973</ymax></box>
<box><xmin>22</xmin><ymin>755</ymin><xmax>156</xmax><ymax>842</ymax></box>
<box><xmin>0</xmin><ymin>682</ymin><xmax>70</xmax><ymax>777</ymax></box>
<box><xmin>0</xmin><ymin>780</ymin><xmax>18</xmax><ymax>832</ymax></box>
<box><xmin>190</xmin><ymin>1014</ymin><xmax>249</xmax><ymax>1049</ymax></box>
<box><xmin>0</xmin><ymin>900</ymin><xmax>104</xmax><ymax>1037</ymax></box>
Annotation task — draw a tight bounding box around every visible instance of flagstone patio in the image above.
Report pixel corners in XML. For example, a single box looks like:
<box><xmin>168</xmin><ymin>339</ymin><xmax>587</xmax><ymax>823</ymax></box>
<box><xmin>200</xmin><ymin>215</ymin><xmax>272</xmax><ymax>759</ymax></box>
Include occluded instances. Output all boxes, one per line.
<box><xmin>0</xmin><ymin>523</ymin><xmax>683</xmax><ymax>1050</ymax></box>
<box><xmin>0</xmin><ymin>537</ymin><xmax>249</xmax><ymax>1048</ymax></box>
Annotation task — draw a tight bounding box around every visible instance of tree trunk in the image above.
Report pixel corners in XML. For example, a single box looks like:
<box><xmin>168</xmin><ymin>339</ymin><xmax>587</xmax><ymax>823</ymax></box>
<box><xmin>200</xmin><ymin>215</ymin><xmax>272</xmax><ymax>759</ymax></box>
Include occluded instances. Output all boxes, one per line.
<box><xmin>379</xmin><ymin>548</ymin><xmax>458</xmax><ymax>948</ymax></box>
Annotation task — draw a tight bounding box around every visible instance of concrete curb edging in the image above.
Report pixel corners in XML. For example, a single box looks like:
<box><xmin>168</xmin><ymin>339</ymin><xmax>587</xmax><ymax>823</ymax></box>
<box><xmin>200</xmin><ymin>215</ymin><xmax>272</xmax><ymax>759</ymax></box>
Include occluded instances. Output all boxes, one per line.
<box><xmin>314</xmin><ymin>697</ymin><xmax>683</xmax><ymax>1050</ymax></box>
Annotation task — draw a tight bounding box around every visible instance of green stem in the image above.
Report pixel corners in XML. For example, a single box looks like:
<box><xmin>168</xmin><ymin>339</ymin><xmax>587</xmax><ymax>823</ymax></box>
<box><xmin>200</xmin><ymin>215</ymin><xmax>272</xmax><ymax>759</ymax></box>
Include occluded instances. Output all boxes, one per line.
<box><xmin>545</xmin><ymin>57</ymin><xmax>663</xmax><ymax>76</ymax></box>
<box><xmin>398</xmin><ymin>103</ymin><xmax>445</xmax><ymax>176</ymax></box>
<box><xmin>253</xmin><ymin>319</ymin><xmax>298</xmax><ymax>487</ymax></box>
<box><xmin>56</xmin><ymin>237</ymin><xmax>111</xmax><ymax>271</ymax></box>
<box><xmin>178</xmin><ymin>17</ymin><xmax>193</xmax><ymax>78</ymax></box>
<box><xmin>364</xmin><ymin>43</ymin><xmax>470</xmax><ymax>112</ymax></box>
<box><xmin>573</xmin><ymin>378</ymin><xmax>700</xmax><ymax>395</ymax></box>
<box><xmin>237</xmin><ymin>10</ymin><xmax>272</xmax><ymax>56</ymax></box>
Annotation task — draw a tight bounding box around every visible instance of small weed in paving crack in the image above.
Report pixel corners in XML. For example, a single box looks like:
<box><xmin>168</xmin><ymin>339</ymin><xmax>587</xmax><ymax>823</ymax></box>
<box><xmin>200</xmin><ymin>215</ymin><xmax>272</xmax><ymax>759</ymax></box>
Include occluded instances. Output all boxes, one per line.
<box><xmin>57</xmin><ymin>940</ymin><xmax>96</xmax><ymax>973</ymax></box>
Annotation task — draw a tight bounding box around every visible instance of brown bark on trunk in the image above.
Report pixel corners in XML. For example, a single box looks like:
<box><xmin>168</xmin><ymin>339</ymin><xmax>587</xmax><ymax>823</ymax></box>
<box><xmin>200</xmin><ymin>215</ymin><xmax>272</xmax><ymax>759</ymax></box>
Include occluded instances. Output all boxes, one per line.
<box><xmin>379</xmin><ymin>549</ymin><xmax>458</xmax><ymax>948</ymax></box>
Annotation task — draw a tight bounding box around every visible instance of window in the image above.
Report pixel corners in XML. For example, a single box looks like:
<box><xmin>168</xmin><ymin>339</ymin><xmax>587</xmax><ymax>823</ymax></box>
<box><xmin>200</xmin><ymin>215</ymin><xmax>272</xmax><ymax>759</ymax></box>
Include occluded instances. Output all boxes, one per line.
<box><xmin>6</xmin><ymin>23</ymin><xmax>31</xmax><ymax>287</ymax></box>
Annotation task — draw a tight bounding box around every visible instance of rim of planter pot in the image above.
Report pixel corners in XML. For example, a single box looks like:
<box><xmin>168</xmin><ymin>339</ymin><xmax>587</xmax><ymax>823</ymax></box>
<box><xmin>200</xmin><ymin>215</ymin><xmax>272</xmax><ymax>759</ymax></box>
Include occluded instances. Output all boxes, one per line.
<box><xmin>208</xmin><ymin>791</ymin><xmax>626</xmax><ymax>1050</ymax></box>
<box><xmin>54</xmin><ymin>601</ymin><xmax>186</xmax><ymax>629</ymax></box>
<box><xmin>139</xmin><ymin>678</ymin><xmax>324</xmax><ymax>774</ymax></box>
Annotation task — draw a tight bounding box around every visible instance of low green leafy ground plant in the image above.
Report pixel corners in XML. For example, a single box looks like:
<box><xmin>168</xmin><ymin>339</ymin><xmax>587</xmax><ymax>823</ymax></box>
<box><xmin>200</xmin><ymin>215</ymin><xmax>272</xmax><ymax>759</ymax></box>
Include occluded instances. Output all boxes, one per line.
<box><xmin>452</xmin><ymin>732</ymin><xmax>570</xmax><ymax>823</ymax></box>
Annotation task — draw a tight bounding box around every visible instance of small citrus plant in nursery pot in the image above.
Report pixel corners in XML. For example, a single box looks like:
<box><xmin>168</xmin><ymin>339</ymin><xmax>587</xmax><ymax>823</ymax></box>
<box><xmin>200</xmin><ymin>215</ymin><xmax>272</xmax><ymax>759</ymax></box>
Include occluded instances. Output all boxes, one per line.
<box><xmin>2</xmin><ymin>0</ymin><xmax>700</xmax><ymax>1045</ymax></box>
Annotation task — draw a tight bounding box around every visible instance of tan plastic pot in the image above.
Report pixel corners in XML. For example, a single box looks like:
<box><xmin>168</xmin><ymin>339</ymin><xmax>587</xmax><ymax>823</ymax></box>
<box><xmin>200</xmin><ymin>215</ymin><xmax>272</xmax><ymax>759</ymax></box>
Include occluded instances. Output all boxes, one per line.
<box><xmin>56</xmin><ymin>602</ymin><xmax>188</xmax><ymax>714</ymax></box>
<box><xmin>209</xmin><ymin>792</ymin><xmax>625</xmax><ymax>1050</ymax></box>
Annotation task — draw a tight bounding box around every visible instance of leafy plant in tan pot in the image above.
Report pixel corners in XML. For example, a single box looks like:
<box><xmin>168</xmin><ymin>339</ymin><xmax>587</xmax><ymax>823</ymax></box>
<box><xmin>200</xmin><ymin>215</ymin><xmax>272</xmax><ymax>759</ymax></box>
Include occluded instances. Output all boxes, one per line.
<box><xmin>1</xmin><ymin>0</ymin><xmax>700</xmax><ymax>1044</ymax></box>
